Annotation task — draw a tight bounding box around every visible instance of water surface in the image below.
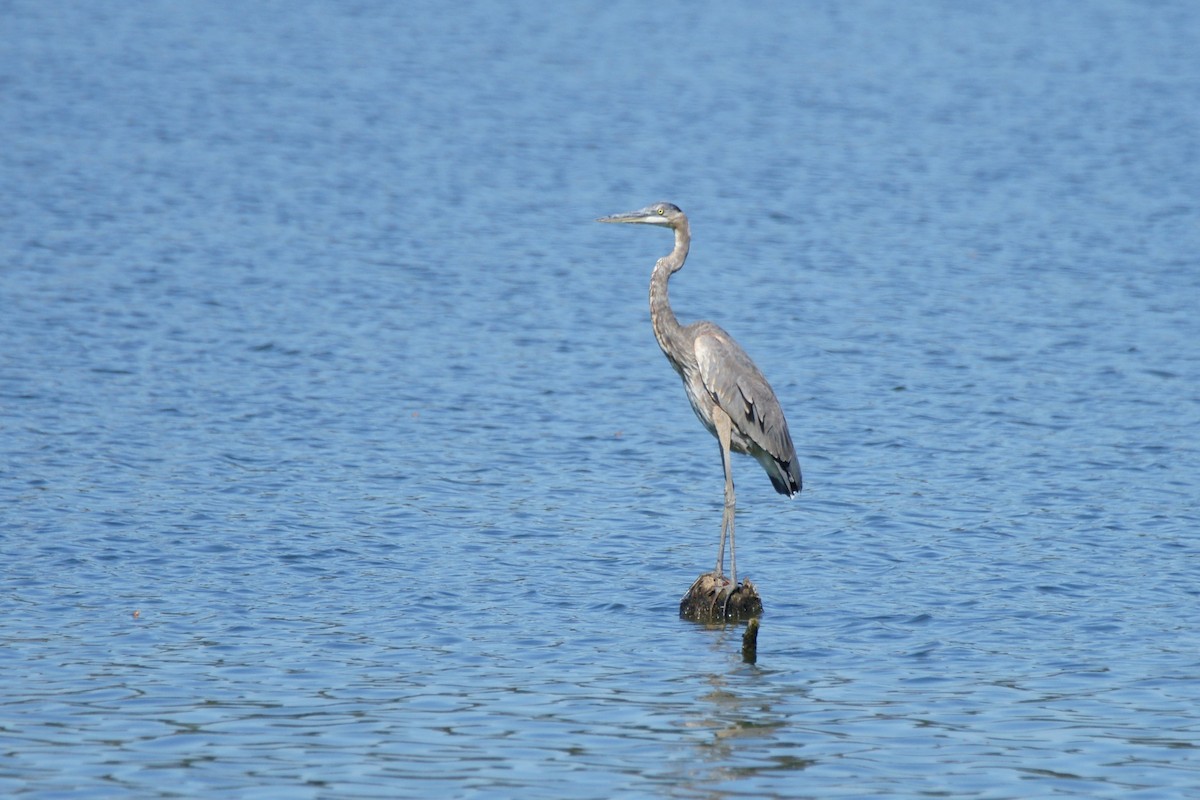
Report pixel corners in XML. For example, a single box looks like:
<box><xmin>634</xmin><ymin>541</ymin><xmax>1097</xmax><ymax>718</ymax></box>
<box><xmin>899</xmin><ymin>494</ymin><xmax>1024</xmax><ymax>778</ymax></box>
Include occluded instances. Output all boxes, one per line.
<box><xmin>2</xmin><ymin>1</ymin><xmax>1199</xmax><ymax>797</ymax></box>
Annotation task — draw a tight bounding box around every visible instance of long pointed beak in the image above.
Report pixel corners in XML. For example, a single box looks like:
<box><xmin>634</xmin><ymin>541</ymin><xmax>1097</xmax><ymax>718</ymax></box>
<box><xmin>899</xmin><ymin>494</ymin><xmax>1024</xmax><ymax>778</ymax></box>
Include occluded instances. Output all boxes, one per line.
<box><xmin>597</xmin><ymin>207</ymin><xmax>667</xmax><ymax>225</ymax></box>
<box><xmin>596</xmin><ymin>210</ymin><xmax>650</xmax><ymax>224</ymax></box>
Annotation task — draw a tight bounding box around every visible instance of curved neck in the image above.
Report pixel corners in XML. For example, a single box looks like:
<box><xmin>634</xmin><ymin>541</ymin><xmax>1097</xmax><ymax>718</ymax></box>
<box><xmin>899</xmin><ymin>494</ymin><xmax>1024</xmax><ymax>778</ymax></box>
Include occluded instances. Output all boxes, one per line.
<box><xmin>649</xmin><ymin>222</ymin><xmax>691</xmax><ymax>363</ymax></box>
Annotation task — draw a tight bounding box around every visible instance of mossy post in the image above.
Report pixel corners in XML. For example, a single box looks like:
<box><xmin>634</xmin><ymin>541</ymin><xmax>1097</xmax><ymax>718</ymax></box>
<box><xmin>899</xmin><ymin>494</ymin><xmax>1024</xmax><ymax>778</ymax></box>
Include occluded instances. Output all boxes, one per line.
<box><xmin>741</xmin><ymin>617</ymin><xmax>760</xmax><ymax>664</ymax></box>
<box><xmin>679</xmin><ymin>573</ymin><xmax>763</xmax><ymax>622</ymax></box>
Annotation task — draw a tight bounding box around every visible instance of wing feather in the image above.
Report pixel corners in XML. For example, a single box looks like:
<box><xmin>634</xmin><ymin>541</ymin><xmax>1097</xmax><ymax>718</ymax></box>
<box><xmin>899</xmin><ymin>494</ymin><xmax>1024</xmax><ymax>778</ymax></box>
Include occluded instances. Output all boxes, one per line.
<box><xmin>693</xmin><ymin>326</ymin><xmax>802</xmax><ymax>495</ymax></box>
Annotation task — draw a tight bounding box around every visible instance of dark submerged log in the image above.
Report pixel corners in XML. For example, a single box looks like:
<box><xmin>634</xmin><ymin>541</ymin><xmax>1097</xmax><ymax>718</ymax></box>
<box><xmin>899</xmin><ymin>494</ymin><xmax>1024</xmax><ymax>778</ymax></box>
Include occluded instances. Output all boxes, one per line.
<box><xmin>678</xmin><ymin>573</ymin><xmax>763</xmax><ymax>622</ymax></box>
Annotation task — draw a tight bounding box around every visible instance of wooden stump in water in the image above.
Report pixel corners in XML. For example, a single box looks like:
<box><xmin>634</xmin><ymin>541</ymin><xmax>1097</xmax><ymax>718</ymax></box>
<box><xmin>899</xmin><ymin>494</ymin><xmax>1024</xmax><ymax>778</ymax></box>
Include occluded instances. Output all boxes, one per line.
<box><xmin>741</xmin><ymin>617</ymin><xmax>760</xmax><ymax>664</ymax></box>
<box><xmin>679</xmin><ymin>573</ymin><xmax>763</xmax><ymax>622</ymax></box>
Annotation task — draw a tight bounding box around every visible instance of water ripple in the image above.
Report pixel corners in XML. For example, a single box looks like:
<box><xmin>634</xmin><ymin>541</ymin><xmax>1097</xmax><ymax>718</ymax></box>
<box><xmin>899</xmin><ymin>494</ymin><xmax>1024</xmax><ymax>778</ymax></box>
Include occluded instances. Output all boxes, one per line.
<box><xmin>4</xmin><ymin>1</ymin><xmax>1200</xmax><ymax>798</ymax></box>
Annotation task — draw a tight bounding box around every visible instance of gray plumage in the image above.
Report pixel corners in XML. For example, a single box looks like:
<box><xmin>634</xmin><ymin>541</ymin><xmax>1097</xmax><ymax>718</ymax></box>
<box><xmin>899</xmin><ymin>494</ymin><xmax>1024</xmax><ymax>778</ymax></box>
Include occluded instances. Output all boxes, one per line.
<box><xmin>597</xmin><ymin>202</ymin><xmax>801</xmax><ymax>585</ymax></box>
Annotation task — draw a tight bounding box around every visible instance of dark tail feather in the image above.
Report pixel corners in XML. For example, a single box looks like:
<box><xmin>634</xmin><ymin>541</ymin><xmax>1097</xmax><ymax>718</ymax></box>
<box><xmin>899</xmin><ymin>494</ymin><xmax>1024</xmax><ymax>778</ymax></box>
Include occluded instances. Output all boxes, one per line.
<box><xmin>763</xmin><ymin>454</ymin><xmax>802</xmax><ymax>497</ymax></box>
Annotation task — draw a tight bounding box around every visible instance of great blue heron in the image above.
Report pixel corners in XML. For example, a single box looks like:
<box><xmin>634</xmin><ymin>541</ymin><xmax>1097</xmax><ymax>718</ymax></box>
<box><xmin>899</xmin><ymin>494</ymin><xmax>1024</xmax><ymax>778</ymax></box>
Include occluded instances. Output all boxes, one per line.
<box><xmin>597</xmin><ymin>202</ymin><xmax>801</xmax><ymax>587</ymax></box>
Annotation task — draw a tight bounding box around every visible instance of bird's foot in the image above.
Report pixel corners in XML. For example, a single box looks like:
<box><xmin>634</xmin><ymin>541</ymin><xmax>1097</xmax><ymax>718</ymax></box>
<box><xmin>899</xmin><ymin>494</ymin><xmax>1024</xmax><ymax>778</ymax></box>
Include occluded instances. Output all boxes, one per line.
<box><xmin>709</xmin><ymin>571</ymin><xmax>746</xmax><ymax>589</ymax></box>
<box><xmin>687</xmin><ymin>572</ymin><xmax>727</xmax><ymax>596</ymax></box>
<box><xmin>702</xmin><ymin>571</ymin><xmax>732</xmax><ymax>589</ymax></box>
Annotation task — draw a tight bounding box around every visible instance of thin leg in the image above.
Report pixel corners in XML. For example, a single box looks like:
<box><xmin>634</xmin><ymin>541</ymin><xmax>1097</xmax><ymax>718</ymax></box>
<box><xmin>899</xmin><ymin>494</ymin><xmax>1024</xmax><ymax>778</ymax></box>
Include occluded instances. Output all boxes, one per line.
<box><xmin>713</xmin><ymin>407</ymin><xmax>737</xmax><ymax>585</ymax></box>
<box><xmin>728</xmin><ymin>487</ymin><xmax>737</xmax><ymax>586</ymax></box>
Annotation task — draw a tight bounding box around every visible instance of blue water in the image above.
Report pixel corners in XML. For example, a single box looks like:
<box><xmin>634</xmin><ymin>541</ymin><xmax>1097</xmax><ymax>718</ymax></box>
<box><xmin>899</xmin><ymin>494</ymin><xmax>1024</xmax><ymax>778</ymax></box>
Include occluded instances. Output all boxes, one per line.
<box><xmin>3</xmin><ymin>1</ymin><xmax>1199</xmax><ymax>797</ymax></box>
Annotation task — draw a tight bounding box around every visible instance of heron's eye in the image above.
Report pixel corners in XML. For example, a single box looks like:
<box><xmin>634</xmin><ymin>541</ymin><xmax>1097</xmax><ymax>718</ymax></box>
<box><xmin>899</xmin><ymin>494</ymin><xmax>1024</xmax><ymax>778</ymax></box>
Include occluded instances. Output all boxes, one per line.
<box><xmin>657</xmin><ymin>208</ymin><xmax>665</xmax><ymax>216</ymax></box>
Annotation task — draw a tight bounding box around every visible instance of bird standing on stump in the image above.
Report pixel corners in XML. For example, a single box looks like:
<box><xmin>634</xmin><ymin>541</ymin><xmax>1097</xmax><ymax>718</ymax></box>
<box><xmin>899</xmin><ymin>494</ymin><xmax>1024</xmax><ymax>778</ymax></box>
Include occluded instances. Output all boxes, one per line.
<box><xmin>597</xmin><ymin>202</ymin><xmax>802</xmax><ymax>587</ymax></box>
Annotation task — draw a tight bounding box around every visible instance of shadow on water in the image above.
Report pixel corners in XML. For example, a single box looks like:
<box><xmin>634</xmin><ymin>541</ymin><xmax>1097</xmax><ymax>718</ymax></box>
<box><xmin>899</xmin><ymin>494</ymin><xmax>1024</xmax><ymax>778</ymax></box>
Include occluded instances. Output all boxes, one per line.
<box><xmin>675</xmin><ymin>620</ymin><xmax>819</xmax><ymax>794</ymax></box>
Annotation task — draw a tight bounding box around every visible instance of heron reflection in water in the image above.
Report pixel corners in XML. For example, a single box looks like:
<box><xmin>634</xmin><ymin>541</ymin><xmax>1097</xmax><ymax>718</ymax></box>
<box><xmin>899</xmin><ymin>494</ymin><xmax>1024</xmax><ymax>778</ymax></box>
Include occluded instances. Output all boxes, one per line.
<box><xmin>597</xmin><ymin>203</ymin><xmax>802</xmax><ymax>587</ymax></box>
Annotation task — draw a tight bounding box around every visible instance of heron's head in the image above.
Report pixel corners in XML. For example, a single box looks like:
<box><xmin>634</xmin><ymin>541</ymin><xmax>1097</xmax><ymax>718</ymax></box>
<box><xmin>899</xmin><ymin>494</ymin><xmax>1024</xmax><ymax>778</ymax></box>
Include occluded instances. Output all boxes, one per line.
<box><xmin>596</xmin><ymin>202</ymin><xmax>686</xmax><ymax>228</ymax></box>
